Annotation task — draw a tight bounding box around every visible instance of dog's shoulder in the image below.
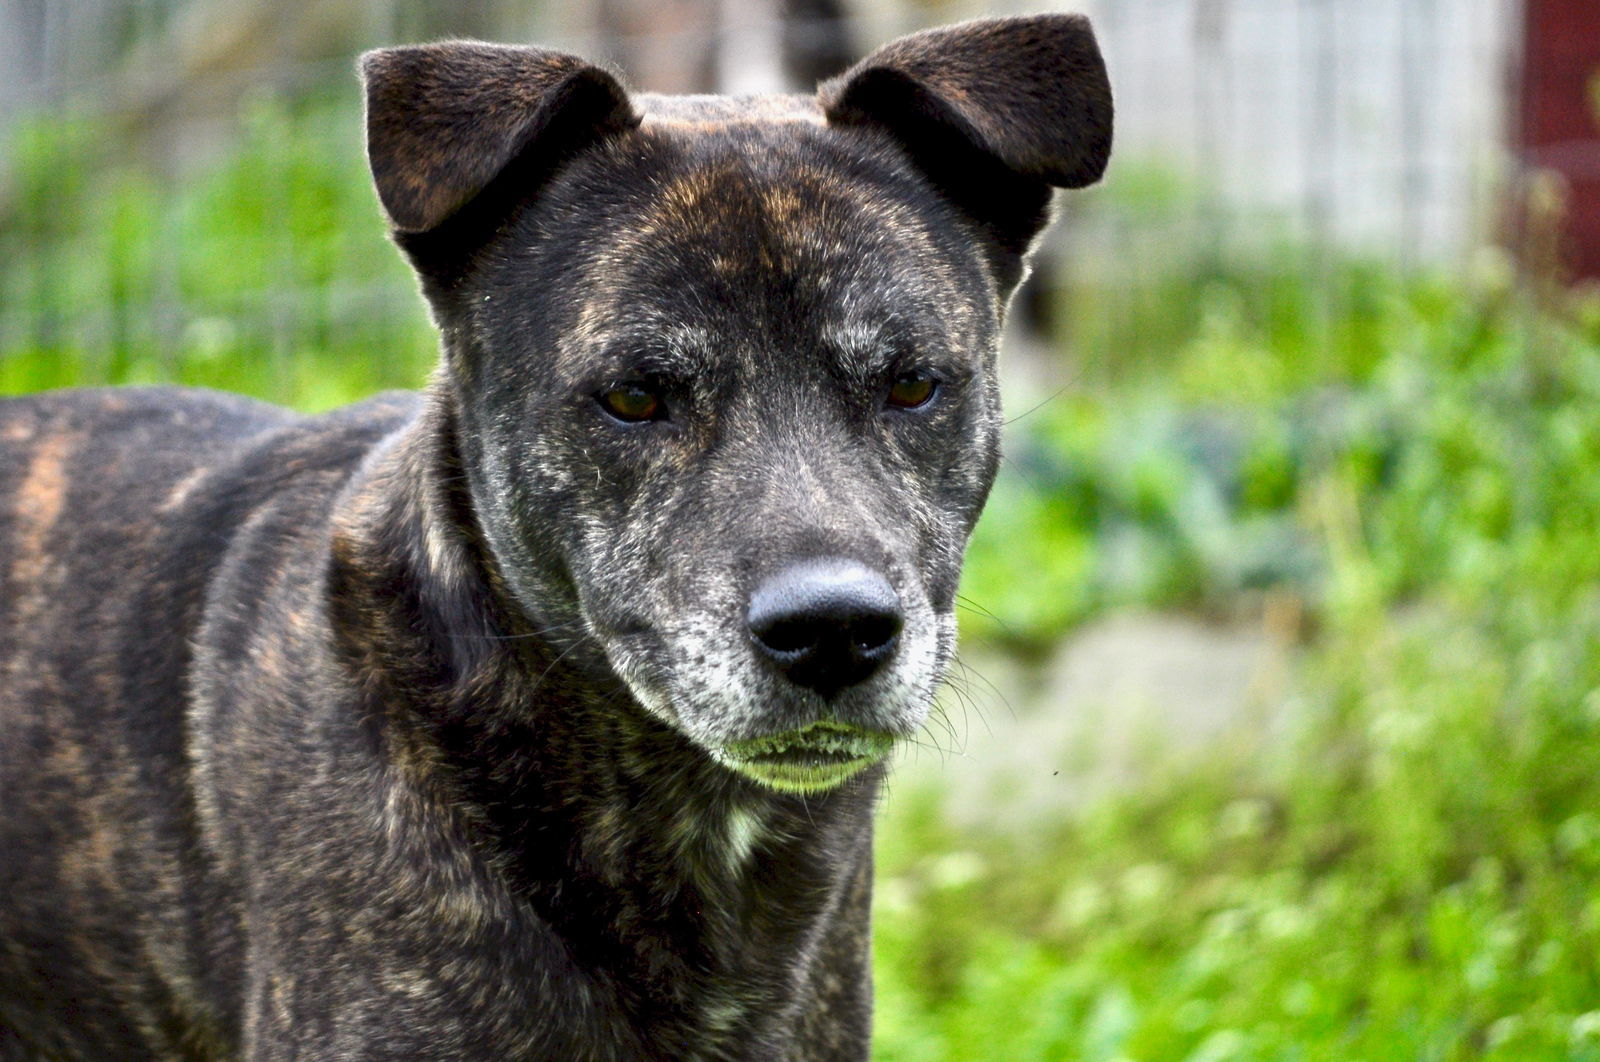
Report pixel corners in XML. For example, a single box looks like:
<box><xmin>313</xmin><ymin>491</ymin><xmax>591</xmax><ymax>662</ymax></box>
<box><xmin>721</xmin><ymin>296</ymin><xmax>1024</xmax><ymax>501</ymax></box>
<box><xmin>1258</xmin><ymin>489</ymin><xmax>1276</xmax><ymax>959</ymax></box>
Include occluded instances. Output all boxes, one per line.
<box><xmin>0</xmin><ymin>386</ymin><xmax>422</xmax><ymax>686</ymax></box>
<box><xmin>0</xmin><ymin>386</ymin><xmax>417</xmax><ymax>571</ymax></box>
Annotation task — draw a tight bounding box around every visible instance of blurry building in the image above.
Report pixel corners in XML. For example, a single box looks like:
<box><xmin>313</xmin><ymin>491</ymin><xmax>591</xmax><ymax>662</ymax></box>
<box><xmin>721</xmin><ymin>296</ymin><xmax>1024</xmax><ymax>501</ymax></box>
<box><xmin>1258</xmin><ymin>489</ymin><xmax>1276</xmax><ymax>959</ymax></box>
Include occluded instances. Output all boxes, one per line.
<box><xmin>1519</xmin><ymin>0</ymin><xmax>1600</xmax><ymax>280</ymax></box>
<box><xmin>1078</xmin><ymin>0</ymin><xmax>1515</xmax><ymax>267</ymax></box>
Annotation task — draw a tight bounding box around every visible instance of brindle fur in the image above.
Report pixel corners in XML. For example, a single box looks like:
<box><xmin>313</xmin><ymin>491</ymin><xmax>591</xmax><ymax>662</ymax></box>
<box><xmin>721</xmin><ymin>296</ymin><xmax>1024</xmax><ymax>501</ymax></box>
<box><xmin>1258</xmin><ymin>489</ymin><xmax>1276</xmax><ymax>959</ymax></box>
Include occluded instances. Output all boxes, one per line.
<box><xmin>0</xmin><ymin>16</ymin><xmax>1110</xmax><ymax>1060</ymax></box>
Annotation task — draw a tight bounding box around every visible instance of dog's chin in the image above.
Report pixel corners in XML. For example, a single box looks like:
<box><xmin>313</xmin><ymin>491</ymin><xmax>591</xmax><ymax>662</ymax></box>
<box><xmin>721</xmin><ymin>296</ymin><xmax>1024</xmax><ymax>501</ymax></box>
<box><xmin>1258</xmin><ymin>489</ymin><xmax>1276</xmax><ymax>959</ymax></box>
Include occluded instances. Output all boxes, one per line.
<box><xmin>709</xmin><ymin>721</ymin><xmax>895</xmax><ymax>794</ymax></box>
<box><xmin>596</xmin><ymin>622</ymin><xmax>942</xmax><ymax>793</ymax></box>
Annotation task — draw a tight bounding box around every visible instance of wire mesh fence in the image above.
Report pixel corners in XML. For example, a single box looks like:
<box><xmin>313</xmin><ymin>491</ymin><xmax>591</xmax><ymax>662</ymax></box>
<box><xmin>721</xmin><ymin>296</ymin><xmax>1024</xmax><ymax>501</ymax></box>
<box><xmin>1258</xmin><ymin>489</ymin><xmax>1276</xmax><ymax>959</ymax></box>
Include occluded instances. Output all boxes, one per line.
<box><xmin>0</xmin><ymin>0</ymin><xmax>1530</xmax><ymax>403</ymax></box>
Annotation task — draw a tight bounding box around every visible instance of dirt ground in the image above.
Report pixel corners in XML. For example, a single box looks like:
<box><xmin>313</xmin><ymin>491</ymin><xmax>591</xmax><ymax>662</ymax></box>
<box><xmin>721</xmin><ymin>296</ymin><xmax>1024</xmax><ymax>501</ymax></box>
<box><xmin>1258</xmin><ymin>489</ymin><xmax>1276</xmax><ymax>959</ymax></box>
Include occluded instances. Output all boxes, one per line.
<box><xmin>895</xmin><ymin>610</ymin><xmax>1300</xmax><ymax>831</ymax></box>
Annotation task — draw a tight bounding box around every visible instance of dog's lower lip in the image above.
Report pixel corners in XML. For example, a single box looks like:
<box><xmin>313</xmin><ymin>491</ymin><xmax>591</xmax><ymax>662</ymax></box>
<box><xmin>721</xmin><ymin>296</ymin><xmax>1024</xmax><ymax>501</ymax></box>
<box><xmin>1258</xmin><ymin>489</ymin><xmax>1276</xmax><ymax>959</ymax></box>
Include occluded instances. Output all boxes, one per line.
<box><xmin>715</xmin><ymin>722</ymin><xmax>894</xmax><ymax>793</ymax></box>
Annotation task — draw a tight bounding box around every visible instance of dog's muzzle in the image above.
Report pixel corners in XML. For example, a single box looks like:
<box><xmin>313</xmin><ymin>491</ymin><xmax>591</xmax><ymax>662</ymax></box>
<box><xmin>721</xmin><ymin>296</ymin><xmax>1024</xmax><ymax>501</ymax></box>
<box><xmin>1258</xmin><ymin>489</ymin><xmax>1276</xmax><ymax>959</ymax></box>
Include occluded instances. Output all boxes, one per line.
<box><xmin>714</xmin><ymin>557</ymin><xmax>904</xmax><ymax>792</ymax></box>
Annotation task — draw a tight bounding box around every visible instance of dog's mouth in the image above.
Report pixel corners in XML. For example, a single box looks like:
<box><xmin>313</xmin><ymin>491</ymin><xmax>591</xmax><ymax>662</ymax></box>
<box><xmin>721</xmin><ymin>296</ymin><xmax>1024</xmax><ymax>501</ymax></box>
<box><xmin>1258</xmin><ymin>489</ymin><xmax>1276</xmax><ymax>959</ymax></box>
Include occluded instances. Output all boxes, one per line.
<box><xmin>713</xmin><ymin>721</ymin><xmax>894</xmax><ymax>793</ymax></box>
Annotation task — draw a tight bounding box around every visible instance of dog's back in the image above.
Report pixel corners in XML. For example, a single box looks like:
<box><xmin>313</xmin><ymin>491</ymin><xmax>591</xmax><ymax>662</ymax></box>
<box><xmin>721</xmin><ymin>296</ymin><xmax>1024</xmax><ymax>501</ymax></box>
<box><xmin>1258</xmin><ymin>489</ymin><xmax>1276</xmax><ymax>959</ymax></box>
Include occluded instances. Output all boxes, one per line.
<box><xmin>0</xmin><ymin>389</ymin><xmax>416</xmax><ymax>1056</ymax></box>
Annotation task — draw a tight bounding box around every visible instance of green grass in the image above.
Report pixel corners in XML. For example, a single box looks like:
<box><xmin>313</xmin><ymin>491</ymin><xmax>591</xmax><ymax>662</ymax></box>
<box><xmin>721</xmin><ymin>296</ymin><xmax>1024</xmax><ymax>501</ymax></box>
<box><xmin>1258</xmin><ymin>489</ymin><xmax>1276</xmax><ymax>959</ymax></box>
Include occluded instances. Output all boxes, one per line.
<box><xmin>6</xmin><ymin>98</ymin><xmax>1600</xmax><ymax>1060</ymax></box>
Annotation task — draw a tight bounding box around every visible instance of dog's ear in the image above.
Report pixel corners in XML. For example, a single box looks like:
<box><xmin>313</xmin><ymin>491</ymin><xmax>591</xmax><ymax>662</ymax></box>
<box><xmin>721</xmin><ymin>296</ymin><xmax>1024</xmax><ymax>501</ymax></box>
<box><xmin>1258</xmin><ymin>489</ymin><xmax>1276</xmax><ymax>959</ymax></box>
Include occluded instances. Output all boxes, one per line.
<box><xmin>361</xmin><ymin>42</ymin><xmax>638</xmax><ymax>236</ymax></box>
<box><xmin>819</xmin><ymin>15</ymin><xmax>1111</xmax><ymax>262</ymax></box>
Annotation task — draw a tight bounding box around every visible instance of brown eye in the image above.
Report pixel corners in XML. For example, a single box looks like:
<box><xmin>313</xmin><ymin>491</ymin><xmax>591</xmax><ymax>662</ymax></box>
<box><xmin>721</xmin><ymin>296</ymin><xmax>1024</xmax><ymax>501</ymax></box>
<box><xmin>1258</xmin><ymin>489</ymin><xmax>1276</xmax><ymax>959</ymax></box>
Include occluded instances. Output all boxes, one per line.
<box><xmin>886</xmin><ymin>371</ymin><xmax>938</xmax><ymax>410</ymax></box>
<box><xmin>598</xmin><ymin>384</ymin><xmax>663</xmax><ymax>423</ymax></box>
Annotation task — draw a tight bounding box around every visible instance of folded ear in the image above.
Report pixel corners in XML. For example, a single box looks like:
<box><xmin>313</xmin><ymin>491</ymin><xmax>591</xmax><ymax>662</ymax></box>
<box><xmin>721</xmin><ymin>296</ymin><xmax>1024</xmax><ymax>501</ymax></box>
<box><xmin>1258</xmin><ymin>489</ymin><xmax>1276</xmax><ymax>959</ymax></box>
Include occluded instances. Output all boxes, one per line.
<box><xmin>361</xmin><ymin>42</ymin><xmax>638</xmax><ymax>235</ymax></box>
<box><xmin>819</xmin><ymin>15</ymin><xmax>1112</xmax><ymax>260</ymax></box>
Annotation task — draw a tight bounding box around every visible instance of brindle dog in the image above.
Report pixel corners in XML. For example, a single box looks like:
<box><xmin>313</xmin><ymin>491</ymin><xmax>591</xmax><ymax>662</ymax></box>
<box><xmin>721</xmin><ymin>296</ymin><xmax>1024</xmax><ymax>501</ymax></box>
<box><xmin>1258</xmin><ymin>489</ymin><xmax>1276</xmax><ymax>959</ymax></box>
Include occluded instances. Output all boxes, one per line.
<box><xmin>0</xmin><ymin>16</ymin><xmax>1110</xmax><ymax>1060</ymax></box>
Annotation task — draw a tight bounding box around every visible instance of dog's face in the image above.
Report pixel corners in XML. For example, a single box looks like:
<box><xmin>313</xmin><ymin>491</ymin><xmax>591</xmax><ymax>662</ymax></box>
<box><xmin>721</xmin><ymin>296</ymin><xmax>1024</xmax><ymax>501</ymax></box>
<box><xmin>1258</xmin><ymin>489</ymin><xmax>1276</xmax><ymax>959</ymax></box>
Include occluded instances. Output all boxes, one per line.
<box><xmin>362</xmin><ymin>18</ymin><xmax>1111</xmax><ymax>792</ymax></box>
<box><xmin>460</xmin><ymin>105</ymin><xmax>1003</xmax><ymax>787</ymax></box>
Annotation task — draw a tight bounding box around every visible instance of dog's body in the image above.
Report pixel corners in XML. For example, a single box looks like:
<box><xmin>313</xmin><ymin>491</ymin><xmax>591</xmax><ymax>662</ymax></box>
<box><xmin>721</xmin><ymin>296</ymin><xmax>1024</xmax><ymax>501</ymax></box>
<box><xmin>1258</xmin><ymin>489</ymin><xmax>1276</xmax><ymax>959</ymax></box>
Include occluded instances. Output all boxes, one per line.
<box><xmin>1</xmin><ymin>387</ymin><xmax>880</xmax><ymax>1059</ymax></box>
<box><xmin>0</xmin><ymin>17</ymin><xmax>1109</xmax><ymax>1060</ymax></box>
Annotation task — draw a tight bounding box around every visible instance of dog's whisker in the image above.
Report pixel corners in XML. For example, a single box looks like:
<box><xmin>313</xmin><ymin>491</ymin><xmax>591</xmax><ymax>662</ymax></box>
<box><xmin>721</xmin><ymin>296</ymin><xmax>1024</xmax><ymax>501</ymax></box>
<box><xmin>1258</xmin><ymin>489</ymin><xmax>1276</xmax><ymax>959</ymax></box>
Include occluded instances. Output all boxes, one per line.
<box><xmin>1001</xmin><ymin>383</ymin><xmax>1071</xmax><ymax>427</ymax></box>
<box><xmin>954</xmin><ymin>593</ymin><xmax>1002</xmax><ymax>621</ymax></box>
<box><xmin>525</xmin><ymin>635</ymin><xmax>599</xmax><ymax>698</ymax></box>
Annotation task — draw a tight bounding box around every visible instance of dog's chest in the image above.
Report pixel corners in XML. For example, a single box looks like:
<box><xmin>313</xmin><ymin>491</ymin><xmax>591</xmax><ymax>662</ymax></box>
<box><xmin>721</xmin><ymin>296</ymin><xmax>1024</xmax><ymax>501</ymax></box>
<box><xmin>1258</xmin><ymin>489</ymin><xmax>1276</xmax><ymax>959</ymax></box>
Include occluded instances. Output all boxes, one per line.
<box><xmin>522</xmin><ymin>792</ymin><xmax>859</xmax><ymax>1053</ymax></box>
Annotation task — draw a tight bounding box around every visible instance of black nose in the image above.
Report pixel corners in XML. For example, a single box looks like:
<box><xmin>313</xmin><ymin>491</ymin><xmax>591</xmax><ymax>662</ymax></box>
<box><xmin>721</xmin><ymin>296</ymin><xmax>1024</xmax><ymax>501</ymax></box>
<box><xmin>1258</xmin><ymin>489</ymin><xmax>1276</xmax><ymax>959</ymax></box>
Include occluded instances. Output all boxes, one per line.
<box><xmin>747</xmin><ymin>558</ymin><xmax>903</xmax><ymax>698</ymax></box>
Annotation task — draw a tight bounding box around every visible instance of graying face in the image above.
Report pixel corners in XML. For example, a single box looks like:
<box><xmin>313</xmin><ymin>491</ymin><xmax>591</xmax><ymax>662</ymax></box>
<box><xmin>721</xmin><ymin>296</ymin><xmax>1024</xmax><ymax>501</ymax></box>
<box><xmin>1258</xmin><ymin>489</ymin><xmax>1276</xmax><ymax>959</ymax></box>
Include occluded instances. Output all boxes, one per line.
<box><xmin>450</xmin><ymin>102</ymin><xmax>1007</xmax><ymax>792</ymax></box>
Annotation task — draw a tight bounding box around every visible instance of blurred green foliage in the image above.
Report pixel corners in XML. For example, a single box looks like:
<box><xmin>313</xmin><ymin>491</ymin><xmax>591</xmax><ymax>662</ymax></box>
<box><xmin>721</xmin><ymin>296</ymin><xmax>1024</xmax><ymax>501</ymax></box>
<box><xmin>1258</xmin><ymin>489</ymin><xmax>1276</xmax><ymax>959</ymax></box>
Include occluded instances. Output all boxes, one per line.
<box><xmin>0</xmin><ymin>100</ymin><xmax>433</xmax><ymax>408</ymax></box>
<box><xmin>6</xmin><ymin>97</ymin><xmax>1600</xmax><ymax>1060</ymax></box>
<box><xmin>887</xmin><ymin>274</ymin><xmax>1600</xmax><ymax>1060</ymax></box>
<box><xmin>960</xmin><ymin>262</ymin><xmax>1600</xmax><ymax>651</ymax></box>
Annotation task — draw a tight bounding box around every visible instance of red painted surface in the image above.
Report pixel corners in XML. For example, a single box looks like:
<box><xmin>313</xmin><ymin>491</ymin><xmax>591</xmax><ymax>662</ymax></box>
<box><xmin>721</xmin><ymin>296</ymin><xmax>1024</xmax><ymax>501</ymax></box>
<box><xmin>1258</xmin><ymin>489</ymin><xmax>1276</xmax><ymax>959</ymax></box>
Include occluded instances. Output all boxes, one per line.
<box><xmin>1520</xmin><ymin>0</ymin><xmax>1600</xmax><ymax>279</ymax></box>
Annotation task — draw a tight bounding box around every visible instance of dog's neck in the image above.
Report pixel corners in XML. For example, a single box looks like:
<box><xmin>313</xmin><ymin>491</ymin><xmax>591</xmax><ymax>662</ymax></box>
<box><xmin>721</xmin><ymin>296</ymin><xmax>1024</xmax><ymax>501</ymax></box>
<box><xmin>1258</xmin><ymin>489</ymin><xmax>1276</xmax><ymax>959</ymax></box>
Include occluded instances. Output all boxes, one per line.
<box><xmin>324</xmin><ymin>386</ymin><xmax>880</xmax><ymax>1039</ymax></box>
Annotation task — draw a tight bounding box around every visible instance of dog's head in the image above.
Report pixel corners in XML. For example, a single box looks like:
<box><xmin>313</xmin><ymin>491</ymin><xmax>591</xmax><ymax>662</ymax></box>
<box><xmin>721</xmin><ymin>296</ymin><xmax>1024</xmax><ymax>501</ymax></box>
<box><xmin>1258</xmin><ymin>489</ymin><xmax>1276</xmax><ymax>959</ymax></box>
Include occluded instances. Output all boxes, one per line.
<box><xmin>361</xmin><ymin>17</ymin><xmax>1111</xmax><ymax>792</ymax></box>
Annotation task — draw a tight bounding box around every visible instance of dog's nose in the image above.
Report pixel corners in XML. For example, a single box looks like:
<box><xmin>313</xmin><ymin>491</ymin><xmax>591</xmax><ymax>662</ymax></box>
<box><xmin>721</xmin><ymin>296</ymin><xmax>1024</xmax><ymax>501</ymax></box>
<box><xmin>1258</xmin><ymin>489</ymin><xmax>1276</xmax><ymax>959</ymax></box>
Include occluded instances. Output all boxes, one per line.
<box><xmin>747</xmin><ymin>558</ymin><xmax>903</xmax><ymax>698</ymax></box>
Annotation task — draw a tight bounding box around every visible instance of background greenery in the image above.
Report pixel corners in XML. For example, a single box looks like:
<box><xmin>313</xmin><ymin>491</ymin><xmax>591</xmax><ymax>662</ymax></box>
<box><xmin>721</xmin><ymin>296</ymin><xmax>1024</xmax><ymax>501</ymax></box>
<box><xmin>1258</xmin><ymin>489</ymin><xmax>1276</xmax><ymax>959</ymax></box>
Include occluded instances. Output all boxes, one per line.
<box><xmin>5</xmin><ymin>99</ymin><xmax>1600</xmax><ymax>1060</ymax></box>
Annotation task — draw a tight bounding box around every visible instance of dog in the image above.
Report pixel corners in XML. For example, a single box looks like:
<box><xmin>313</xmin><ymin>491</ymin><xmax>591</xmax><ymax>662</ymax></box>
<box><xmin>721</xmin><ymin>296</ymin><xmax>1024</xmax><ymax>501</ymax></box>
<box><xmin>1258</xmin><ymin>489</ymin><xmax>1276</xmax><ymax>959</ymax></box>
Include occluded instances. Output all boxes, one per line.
<box><xmin>0</xmin><ymin>15</ymin><xmax>1110</xmax><ymax>1060</ymax></box>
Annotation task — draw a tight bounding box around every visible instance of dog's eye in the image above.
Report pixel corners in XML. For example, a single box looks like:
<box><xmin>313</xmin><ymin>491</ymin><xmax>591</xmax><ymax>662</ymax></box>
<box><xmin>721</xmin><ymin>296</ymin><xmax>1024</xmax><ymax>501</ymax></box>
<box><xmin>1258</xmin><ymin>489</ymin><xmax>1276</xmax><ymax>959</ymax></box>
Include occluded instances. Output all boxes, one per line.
<box><xmin>598</xmin><ymin>384</ymin><xmax>665</xmax><ymax>423</ymax></box>
<box><xmin>886</xmin><ymin>371</ymin><xmax>938</xmax><ymax>410</ymax></box>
